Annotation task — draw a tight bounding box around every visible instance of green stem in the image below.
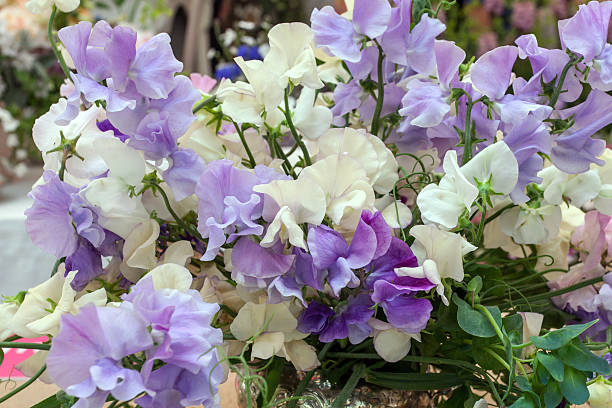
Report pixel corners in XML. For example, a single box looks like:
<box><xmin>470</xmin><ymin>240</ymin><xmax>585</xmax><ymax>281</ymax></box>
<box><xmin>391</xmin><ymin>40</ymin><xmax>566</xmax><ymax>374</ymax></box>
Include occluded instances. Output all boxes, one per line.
<box><xmin>331</xmin><ymin>364</ymin><xmax>366</xmax><ymax>408</ymax></box>
<box><xmin>283</xmin><ymin>89</ymin><xmax>311</xmax><ymax>166</ymax></box>
<box><xmin>500</xmin><ymin>276</ymin><xmax>603</xmax><ymax>309</ymax></box>
<box><xmin>484</xmin><ymin>203</ymin><xmax>514</xmax><ymax>225</ymax></box>
<box><xmin>2</xmin><ymin>335</ymin><xmax>21</xmax><ymax>342</ymax></box>
<box><xmin>232</xmin><ymin>121</ymin><xmax>256</xmax><ymax>168</ymax></box>
<box><xmin>0</xmin><ymin>342</ymin><xmax>50</xmax><ymax>350</ymax></box>
<box><xmin>483</xmin><ymin>348</ymin><xmax>511</xmax><ymax>371</ymax></box>
<box><xmin>272</xmin><ymin>137</ymin><xmax>297</xmax><ymax>178</ymax></box>
<box><xmin>153</xmin><ymin>183</ymin><xmax>202</xmax><ymax>240</ymax></box>
<box><xmin>369</xmin><ymin>41</ymin><xmax>385</xmax><ymax>136</ymax></box>
<box><xmin>192</xmin><ymin>96</ymin><xmax>217</xmax><ymax>114</ymax></box>
<box><xmin>461</xmin><ymin>95</ymin><xmax>475</xmax><ymax>165</ymax></box>
<box><xmin>50</xmin><ymin>257</ymin><xmax>65</xmax><ymax>277</ymax></box>
<box><xmin>474</xmin><ymin>305</ymin><xmax>505</xmax><ymax>343</ymax></box>
<box><xmin>549</xmin><ymin>53</ymin><xmax>581</xmax><ymax>108</ymax></box>
<box><xmin>288</xmin><ymin>343</ymin><xmax>332</xmax><ymax>408</ymax></box>
<box><xmin>47</xmin><ymin>6</ymin><xmax>70</xmax><ymax>78</ymax></box>
<box><xmin>0</xmin><ymin>364</ymin><xmax>47</xmax><ymax>404</ymax></box>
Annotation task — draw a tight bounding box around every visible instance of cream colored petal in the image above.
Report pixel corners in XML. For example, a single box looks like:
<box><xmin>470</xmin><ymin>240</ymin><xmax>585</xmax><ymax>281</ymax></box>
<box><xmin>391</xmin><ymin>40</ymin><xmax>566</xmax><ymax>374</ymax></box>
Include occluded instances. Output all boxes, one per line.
<box><xmin>230</xmin><ymin>302</ymin><xmax>267</xmax><ymax>341</ymax></box>
<box><xmin>160</xmin><ymin>240</ymin><xmax>194</xmax><ymax>267</ymax></box>
<box><xmin>374</xmin><ymin>329</ymin><xmax>413</xmax><ymax>363</ymax></box>
<box><xmin>252</xmin><ymin>332</ymin><xmax>285</xmax><ymax>360</ymax></box>
<box><xmin>16</xmin><ymin>351</ymin><xmax>53</xmax><ymax>384</ymax></box>
<box><xmin>149</xmin><ymin>264</ymin><xmax>193</xmax><ymax>292</ymax></box>
<box><xmin>123</xmin><ymin>219</ymin><xmax>160</xmax><ymax>270</ymax></box>
<box><xmin>381</xmin><ymin>200</ymin><xmax>413</xmax><ymax>229</ymax></box>
<box><xmin>283</xmin><ymin>340</ymin><xmax>320</xmax><ymax>371</ymax></box>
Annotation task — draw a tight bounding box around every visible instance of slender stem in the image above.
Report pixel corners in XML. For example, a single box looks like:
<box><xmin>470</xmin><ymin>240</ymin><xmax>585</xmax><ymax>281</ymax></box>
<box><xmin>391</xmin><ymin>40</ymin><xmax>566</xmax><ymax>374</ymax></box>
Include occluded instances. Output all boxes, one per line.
<box><xmin>153</xmin><ymin>183</ymin><xmax>202</xmax><ymax>240</ymax></box>
<box><xmin>331</xmin><ymin>364</ymin><xmax>366</xmax><ymax>408</ymax></box>
<box><xmin>272</xmin><ymin>137</ymin><xmax>297</xmax><ymax>178</ymax></box>
<box><xmin>283</xmin><ymin>89</ymin><xmax>311</xmax><ymax>166</ymax></box>
<box><xmin>287</xmin><ymin>343</ymin><xmax>332</xmax><ymax>408</ymax></box>
<box><xmin>0</xmin><ymin>342</ymin><xmax>50</xmax><ymax>350</ymax></box>
<box><xmin>483</xmin><ymin>348</ymin><xmax>511</xmax><ymax>371</ymax></box>
<box><xmin>47</xmin><ymin>6</ymin><xmax>70</xmax><ymax>78</ymax></box>
<box><xmin>549</xmin><ymin>54</ymin><xmax>581</xmax><ymax>108</ymax></box>
<box><xmin>0</xmin><ymin>364</ymin><xmax>47</xmax><ymax>404</ymax></box>
<box><xmin>2</xmin><ymin>335</ymin><xmax>21</xmax><ymax>342</ymax></box>
<box><xmin>370</xmin><ymin>41</ymin><xmax>385</xmax><ymax>136</ymax></box>
<box><xmin>232</xmin><ymin>121</ymin><xmax>256</xmax><ymax>168</ymax></box>
<box><xmin>502</xmin><ymin>276</ymin><xmax>604</xmax><ymax>309</ymax></box>
<box><xmin>484</xmin><ymin>203</ymin><xmax>514</xmax><ymax>225</ymax></box>
<box><xmin>474</xmin><ymin>305</ymin><xmax>505</xmax><ymax>343</ymax></box>
<box><xmin>461</xmin><ymin>95</ymin><xmax>475</xmax><ymax>165</ymax></box>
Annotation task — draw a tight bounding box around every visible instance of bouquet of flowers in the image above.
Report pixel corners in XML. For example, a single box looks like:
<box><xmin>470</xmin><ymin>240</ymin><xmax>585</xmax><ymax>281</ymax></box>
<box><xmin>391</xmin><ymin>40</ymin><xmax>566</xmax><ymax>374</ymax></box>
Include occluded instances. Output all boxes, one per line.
<box><xmin>2</xmin><ymin>0</ymin><xmax>612</xmax><ymax>407</ymax></box>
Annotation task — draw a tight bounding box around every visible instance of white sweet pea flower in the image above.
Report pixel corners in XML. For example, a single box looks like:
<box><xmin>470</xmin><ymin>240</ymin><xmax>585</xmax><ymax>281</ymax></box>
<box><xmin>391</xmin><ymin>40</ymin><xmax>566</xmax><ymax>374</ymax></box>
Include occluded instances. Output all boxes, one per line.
<box><xmin>265</xmin><ymin>23</ymin><xmax>323</xmax><ymax>89</ymax></box>
<box><xmin>33</xmin><ymin>99</ymin><xmax>114</xmax><ymax>186</ymax></box>
<box><xmin>178</xmin><ymin>118</ymin><xmax>225</xmax><ymax>163</ymax></box>
<box><xmin>26</xmin><ymin>0</ymin><xmax>79</xmax><ymax>14</ymax></box>
<box><xmin>499</xmin><ymin>204</ymin><xmax>562</xmax><ymax>245</ymax></box>
<box><xmin>216</xmin><ymin>79</ymin><xmax>264</xmax><ymax>126</ymax></box>
<box><xmin>254</xmin><ymin>177</ymin><xmax>326</xmax><ymax>249</ymax></box>
<box><xmin>593</xmin><ymin>148</ymin><xmax>612</xmax><ymax>215</ymax></box>
<box><xmin>473</xmin><ymin>399</ymin><xmax>488</xmax><ymax>408</ymax></box>
<box><xmin>588</xmin><ymin>380</ymin><xmax>612</xmax><ymax>408</ymax></box>
<box><xmin>0</xmin><ymin>302</ymin><xmax>18</xmax><ymax>340</ymax></box>
<box><xmin>235</xmin><ymin>57</ymin><xmax>284</xmax><ymax>113</ymax></box>
<box><xmin>380</xmin><ymin>199</ymin><xmax>413</xmax><ymax>229</ymax></box>
<box><xmin>17</xmin><ymin>350</ymin><xmax>53</xmax><ymax>384</ymax></box>
<box><xmin>417</xmin><ymin>150</ymin><xmax>478</xmax><ymax>229</ymax></box>
<box><xmin>230</xmin><ymin>302</ymin><xmax>319</xmax><ymax>371</ymax></box>
<box><xmin>518</xmin><ymin>312</ymin><xmax>543</xmax><ymax>357</ymax></box>
<box><xmin>10</xmin><ymin>267</ymin><xmax>107</xmax><ymax>338</ymax></box>
<box><xmin>315</xmin><ymin>48</ymin><xmax>350</xmax><ymax>84</ymax></box>
<box><xmin>539</xmin><ymin>166</ymin><xmax>601</xmax><ymax>208</ymax></box>
<box><xmin>397</xmin><ymin>225</ymin><xmax>476</xmax><ymax>305</ymax></box>
<box><xmin>293</xmin><ymin>87</ymin><xmax>332</xmax><ymax>140</ymax></box>
<box><xmin>316</xmin><ymin>127</ymin><xmax>399</xmax><ymax>194</ymax></box>
<box><xmin>83</xmin><ymin>177</ymin><xmax>149</xmax><ymax>239</ymax></box>
<box><xmin>370</xmin><ymin>320</ymin><xmax>421</xmax><ymax>363</ymax></box>
<box><xmin>146</xmin><ymin>263</ymin><xmax>193</xmax><ymax>292</ymax></box>
<box><xmin>460</xmin><ymin>142</ymin><xmax>519</xmax><ymax>198</ymax></box>
<box><xmin>122</xmin><ymin>219</ymin><xmax>160</xmax><ymax>270</ymax></box>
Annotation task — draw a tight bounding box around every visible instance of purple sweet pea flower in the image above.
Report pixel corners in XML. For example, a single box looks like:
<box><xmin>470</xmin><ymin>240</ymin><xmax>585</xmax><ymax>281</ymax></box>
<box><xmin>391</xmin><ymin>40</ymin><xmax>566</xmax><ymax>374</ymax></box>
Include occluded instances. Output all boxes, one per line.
<box><xmin>311</xmin><ymin>0</ymin><xmax>392</xmax><ymax>62</ymax></box>
<box><xmin>365</xmin><ymin>237</ymin><xmax>418</xmax><ymax>288</ymax></box>
<box><xmin>308</xmin><ymin>211</ymin><xmax>389</xmax><ymax>296</ymax></box>
<box><xmin>128</xmin><ymin>111</ymin><xmax>177</xmax><ymax>160</ymax></box>
<box><xmin>25</xmin><ymin>171</ymin><xmax>79</xmax><ymax>258</ymax></box>
<box><xmin>47</xmin><ymin>304</ymin><xmax>153</xmax><ymax>408</ymax></box>
<box><xmin>471</xmin><ymin>46</ymin><xmax>518</xmax><ymax>101</ymax></box>
<box><xmin>195</xmin><ymin>160</ymin><xmax>285</xmax><ymax>261</ymax></box>
<box><xmin>331</xmin><ymin>80</ymin><xmax>363</xmax><ymax>126</ymax></box>
<box><xmin>558</xmin><ymin>1</ymin><xmax>612</xmax><ymax>65</ymax></box>
<box><xmin>298</xmin><ymin>295</ymin><xmax>374</xmax><ymax>344</ymax></box>
<box><xmin>551</xmin><ymin>89</ymin><xmax>610</xmax><ymax>173</ymax></box>
<box><xmin>97</xmin><ymin>119</ymin><xmax>128</xmax><ymax>142</ymax></box>
<box><xmin>65</xmin><ymin>239</ymin><xmax>104</xmax><ymax>291</ymax></box>
<box><xmin>163</xmin><ymin>149</ymin><xmax>207</xmax><ymax>201</ymax></box>
<box><xmin>503</xmin><ymin>114</ymin><xmax>552</xmax><ymax>203</ymax></box>
<box><xmin>230</xmin><ymin>237</ymin><xmax>295</xmax><ymax>288</ymax></box>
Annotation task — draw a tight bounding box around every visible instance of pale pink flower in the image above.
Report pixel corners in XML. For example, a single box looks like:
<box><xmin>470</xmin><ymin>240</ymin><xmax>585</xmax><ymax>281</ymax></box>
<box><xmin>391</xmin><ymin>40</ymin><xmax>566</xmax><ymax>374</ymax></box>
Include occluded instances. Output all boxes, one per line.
<box><xmin>190</xmin><ymin>73</ymin><xmax>217</xmax><ymax>94</ymax></box>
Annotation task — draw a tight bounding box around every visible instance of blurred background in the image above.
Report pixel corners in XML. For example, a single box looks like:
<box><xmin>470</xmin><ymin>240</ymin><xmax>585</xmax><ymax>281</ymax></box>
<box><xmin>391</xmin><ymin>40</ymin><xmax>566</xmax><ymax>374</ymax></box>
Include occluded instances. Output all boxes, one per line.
<box><xmin>0</xmin><ymin>0</ymin><xmax>609</xmax><ymax>296</ymax></box>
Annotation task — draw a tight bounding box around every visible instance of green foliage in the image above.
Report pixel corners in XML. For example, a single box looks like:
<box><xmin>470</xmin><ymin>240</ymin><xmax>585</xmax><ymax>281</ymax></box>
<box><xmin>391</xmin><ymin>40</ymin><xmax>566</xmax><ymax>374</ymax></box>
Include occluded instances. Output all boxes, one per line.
<box><xmin>530</xmin><ymin>320</ymin><xmax>597</xmax><ymax>350</ymax></box>
<box><xmin>453</xmin><ymin>294</ymin><xmax>502</xmax><ymax>338</ymax></box>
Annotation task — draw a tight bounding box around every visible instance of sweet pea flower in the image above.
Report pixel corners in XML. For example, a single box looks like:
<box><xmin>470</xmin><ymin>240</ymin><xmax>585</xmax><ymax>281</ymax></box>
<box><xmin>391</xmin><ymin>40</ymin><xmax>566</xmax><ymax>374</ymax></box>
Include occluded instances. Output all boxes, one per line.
<box><xmin>293</xmin><ymin>87</ymin><xmax>332</xmax><ymax>140</ymax></box>
<box><xmin>264</xmin><ymin>23</ymin><xmax>323</xmax><ymax>89</ymax></box>
<box><xmin>230</xmin><ymin>302</ymin><xmax>319</xmax><ymax>371</ymax></box>
<box><xmin>398</xmin><ymin>225</ymin><xmax>477</xmax><ymax>305</ymax></box>
<box><xmin>499</xmin><ymin>204</ymin><xmax>562</xmax><ymax>245</ymax></box>
<box><xmin>587</xmin><ymin>380</ymin><xmax>612</xmax><ymax>408</ymax></box>
<box><xmin>26</xmin><ymin>0</ymin><xmax>79</xmax><ymax>13</ymax></box>
<box><xmin>550</xmin><ymin>89</ymin><xmax>610</xmax><ymax>173</ymax></box>
<box><xmin>315</xmin><ymin>127</ymin><xmax>398</xmax><ymax>194</ymax></box>
<box><xmin>470</xmin><ymin>46</ymin><xmax>552</xmax><ymax>124</ymax></box>
<box><xmin>310</xmin><ymin>0</ymin><xmax>392</xmax><ymax>62</ymax></box>
<box><xmin>417</xmin><ymin>150</ymin><xmax>478</xmax><ymax>229</ymax></box>
<box><xmin>9</xmin><ymin>267</ymin><xmax>106</xmax><ymax>339</ymax></box>
<box><xmin>32</xmin><ymin>99</ymin><xmax>113</xmax><ymax>185</ymax></box>
<box><xmin>189</xmin><ymin>73</ymin><xmax>217</xmax><ymax>93</ymax></box>
<box><xmin>254</xmin><ymin>177</ymin><xmax>326</xmax><ymax>249</ymax></box>
<box><xmin>299</xmin><ymin>154</ymin><xmax>375</xmax><ymax>232</ymax></box>
<box><xmin>371</xmin><ymin>320</ymin><xmax>422</xmax><ymax>363</ymax></box>
<box><xmin>571</xmin><ymin>211</ymin><xmax>612</xmax><ymax>271</ymax></box>
<box><xmin>558</xmin><ymin>1</ymin><xmax>612</xmax><ymax>88</ymax></box>
<box><xmin>594</xmin><ymin>149</ymin><xmax>612</xmax><ymax>214</ymax></box>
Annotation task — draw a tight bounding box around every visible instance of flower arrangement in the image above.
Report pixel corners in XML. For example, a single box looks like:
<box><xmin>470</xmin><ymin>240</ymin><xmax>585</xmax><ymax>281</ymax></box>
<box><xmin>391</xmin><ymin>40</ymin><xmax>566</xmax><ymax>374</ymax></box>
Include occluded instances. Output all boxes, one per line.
<box><xmin>1</xmin><ymin>0</ymin><xmax>612</xmax><ymax>407</ymax></box>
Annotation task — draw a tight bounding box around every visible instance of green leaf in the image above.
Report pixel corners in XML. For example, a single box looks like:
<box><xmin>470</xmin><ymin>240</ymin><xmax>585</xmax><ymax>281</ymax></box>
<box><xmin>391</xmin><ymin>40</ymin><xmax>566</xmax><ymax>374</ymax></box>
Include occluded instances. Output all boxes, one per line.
<box><xmin>559</xmin><ymin>366</ymin><xmax>589</xmax><ymax>404</ymax></box>
<box><xmin>453</xmin><ymin>294</ymin><xmax>501</xmax><ymax>338</ymax></box>
<box><xmin>508</xmin><ymin>395</ymin><xmax>537</xmax><ymax>408</ymax></box>
<box><xmin>543</xmin><ymin>382</ymin><xmax>563</xmax><ymax>408</ymax></box>
<box><xmin>516</xmin><ymin>376</ymin><xmax>532</xmax><ymax>391</ymax></box>
<box><xmin>530</xmin><ymin>320</ymin><xmax>597</xmax><ymax>350</ymax></box>
<box><xmin>467</xmin><ymin>276</ymin><xmax>483</xmax><ymax>295</ymax></box>
<box><xmin>554</xmin><ymin>339</ymin><xmax>612</xmax><ymax>375</ymax></box>
<box><xmin>31</xmin><ymin>395</ymin><xmax>61</xmax><ymax>408</ymax></box>
<box><xmin>536</xmin><ymin>352</ymin><xmax>564</xmax><ymax>382</ymax></box>
<box><xmin>503</xmin><ymin>314</ymin><xmax>524</xmax><ymax>334</ymax></box>
<box><xmin>438</xmin><ymin>385</ymin><xmax>470</xmax><ymax>408</ymax></box>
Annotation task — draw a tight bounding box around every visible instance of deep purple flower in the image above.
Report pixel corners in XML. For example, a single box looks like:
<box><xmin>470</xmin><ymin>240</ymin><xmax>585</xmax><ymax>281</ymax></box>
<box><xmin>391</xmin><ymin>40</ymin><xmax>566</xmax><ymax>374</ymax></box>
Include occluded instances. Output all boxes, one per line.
<box><xmin>47</xmin><ymin>305</ymin><xmax>153</xmax><ymax>408</ymax></box>
<box><xmin>297</xmin><ymin>302</ymin><xmax>335</xmax><ymax>335</ymax></box>
<box><xmin>230</xmin><ymin>237</ymin><xmax>295</xmax><ymax>288</ymax></box>
<box><xmin>311</xmin><ymin>0</ymin><xmax>392</xmax><ymax>62</ymax></box>
<box><xmin>97</xmin><ymin>119</ymin><xmax>128</xmax><ymax>142</ymax></box>
<box><xmin>307</xmin><ymin>211</ymin><xmax>390</xmax><ymax>296</ymax></box>
<box><xmin>65</xmin><ymin>239</ymin><xmax>104</xmax><ymax>291</ymax></box>
<box><xmin>551</xmin><ymin>89</ymin><xmax>610</xmax><ymax>173</ymax></box>
<box><xmin>365</xmin><ymin>237</ymin><xmax>418</xmax><ymax>288</ymax></box>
